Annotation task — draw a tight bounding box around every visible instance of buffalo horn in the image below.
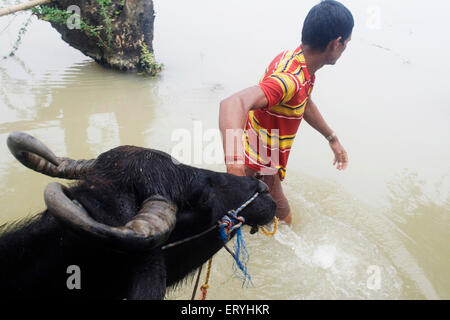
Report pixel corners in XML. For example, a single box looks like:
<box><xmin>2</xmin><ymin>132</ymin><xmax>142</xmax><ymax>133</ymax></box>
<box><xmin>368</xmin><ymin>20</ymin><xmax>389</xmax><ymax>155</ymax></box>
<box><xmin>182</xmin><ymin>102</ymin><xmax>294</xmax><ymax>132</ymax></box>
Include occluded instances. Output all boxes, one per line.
<box><xmin>44</xmin><ymin>182</ymin><xmax>177</xmax><ymax>250</ymax></box>
<box><xmin>7</xmin><ymin>131</ymin><xmax>95</xmax><ymax>179</ymax></box>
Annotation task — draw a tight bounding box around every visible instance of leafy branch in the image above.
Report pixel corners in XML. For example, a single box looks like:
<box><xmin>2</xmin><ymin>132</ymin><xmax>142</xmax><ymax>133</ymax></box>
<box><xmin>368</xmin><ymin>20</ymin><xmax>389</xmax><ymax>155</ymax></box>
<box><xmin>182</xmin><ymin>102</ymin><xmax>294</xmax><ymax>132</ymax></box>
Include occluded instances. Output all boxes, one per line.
<box><xmin>32</xmin><ymin>5</ymin><xmax>109</xmax><ymax>49</ymax></box>
<box><xmin>96</xmin><ymin>0</ymin><xmax>114</xmax><ymax>48</ymax></box>
<box><xmin>139</xmin><ymin>43</ymin><xmax>163</xmax><ymax>76</ymax></box>
<box><xmin>2</xmin><ymin>12</ymin><xmax>33</xmax><ymax>59</ymax></box>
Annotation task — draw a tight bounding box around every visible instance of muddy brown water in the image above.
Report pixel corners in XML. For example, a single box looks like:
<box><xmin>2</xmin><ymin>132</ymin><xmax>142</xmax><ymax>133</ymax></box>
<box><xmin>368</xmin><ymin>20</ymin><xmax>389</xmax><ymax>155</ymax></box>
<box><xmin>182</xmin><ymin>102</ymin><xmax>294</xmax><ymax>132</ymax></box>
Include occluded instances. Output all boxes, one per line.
<box><xmin>0</xmin><ymin>0</ymin><xmax>449</xmax><ymax>299</ymax></box>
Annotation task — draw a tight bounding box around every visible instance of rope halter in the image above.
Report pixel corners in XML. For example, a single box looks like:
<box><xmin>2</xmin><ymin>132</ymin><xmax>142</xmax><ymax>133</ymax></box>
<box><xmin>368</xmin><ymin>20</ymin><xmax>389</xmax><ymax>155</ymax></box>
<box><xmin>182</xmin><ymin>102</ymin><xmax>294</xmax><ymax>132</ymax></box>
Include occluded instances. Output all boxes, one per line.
<box><xmin>219</xmin><ymin>192</ymin><xmax>259</xmax><ymax>241</ymax></box>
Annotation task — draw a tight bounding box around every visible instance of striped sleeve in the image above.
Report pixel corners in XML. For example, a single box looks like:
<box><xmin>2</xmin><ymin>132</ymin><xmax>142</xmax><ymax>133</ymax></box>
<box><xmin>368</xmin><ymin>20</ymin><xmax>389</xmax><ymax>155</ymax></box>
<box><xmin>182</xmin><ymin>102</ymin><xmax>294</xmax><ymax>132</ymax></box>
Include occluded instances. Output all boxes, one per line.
<box><xmin>258</xmin><ymin>72</ymin><xmax>300</xmax><ymax>109</ymax></box>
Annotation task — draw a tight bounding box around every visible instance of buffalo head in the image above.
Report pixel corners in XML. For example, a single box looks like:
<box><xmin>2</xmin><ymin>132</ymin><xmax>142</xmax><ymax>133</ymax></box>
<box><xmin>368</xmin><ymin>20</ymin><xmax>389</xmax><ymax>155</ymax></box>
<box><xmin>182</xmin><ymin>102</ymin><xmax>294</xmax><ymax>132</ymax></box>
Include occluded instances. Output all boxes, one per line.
<box><xmin>3</xmin><ymin>131</ymin><xmax>276</xmax><ymax>299</ymax></box>
<box><xmin>7</xmin><ymin>131</ymin><xmax>275</xmax><ymax>249</ymax></box>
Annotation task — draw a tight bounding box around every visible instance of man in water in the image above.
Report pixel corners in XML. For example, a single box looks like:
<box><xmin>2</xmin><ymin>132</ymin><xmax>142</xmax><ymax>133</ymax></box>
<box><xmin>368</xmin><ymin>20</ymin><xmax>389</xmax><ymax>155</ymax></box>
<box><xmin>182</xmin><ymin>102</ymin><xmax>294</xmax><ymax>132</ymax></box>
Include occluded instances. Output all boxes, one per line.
<box><xmin>219</xmin><ymin>1</ymin><xmax>353</xmax><ymax>224</ymax></box>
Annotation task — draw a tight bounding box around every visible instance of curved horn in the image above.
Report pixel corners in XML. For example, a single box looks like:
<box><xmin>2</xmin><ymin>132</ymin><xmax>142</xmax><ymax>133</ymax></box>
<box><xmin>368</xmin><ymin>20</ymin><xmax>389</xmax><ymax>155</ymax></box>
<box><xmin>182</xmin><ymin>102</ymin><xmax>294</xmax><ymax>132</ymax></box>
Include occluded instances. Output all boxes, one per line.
<box><xmin>7</xmin><ymin>131</ymin><xmax>95</xmax><ymax>179</ymax></box>
<box><xmin>44</xmin><ymin>182</ymin><xmax>177</xmax><ymax>250</ymax></box>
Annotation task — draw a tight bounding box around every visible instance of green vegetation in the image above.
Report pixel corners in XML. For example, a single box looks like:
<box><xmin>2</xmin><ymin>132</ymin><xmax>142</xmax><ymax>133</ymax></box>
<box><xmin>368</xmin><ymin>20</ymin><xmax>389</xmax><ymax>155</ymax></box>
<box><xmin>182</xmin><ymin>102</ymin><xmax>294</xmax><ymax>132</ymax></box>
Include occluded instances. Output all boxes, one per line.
<box><xmin>139</xmin><ymin>43</ymin><xmax>163</xmax><ymax>76</ymax></box>
<box><xmin>96</xmin><ymin>0</ymin><xmax>114</xmax><ymax>48</ymax></box>
<box><xmin>31</xmin><ymin>2</ymin><xmax>118</xmax><ymax>50</ymax></box>
<box><xmin>4</xmin><ymin>1</ymin><xmax>163</xmax><ymax>75</ymax></box>
<box><xmin>2</xmin><ymin>13</ymin><xmax>33</xmax><ymax>59</ymax></box>
<box><xmin>32</xmin><ymin>5</ymin><xmax>107</xmax><ymax>48</ymax></box>
<box><xmin>31</xmin><ymin>0</ymin><xmax>124</xmax><ymax>50</ymax></box>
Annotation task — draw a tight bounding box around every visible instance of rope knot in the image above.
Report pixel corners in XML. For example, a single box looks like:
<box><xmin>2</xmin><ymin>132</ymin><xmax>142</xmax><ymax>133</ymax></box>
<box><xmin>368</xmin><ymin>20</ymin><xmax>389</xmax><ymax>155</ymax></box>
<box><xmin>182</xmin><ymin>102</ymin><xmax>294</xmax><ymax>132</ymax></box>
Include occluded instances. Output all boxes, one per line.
<box><xmin>218</xmin><ymin>193</ymin><xmax>260</xmax><ymax>288</ymax></box>
<box><xmin>219</xmin><ymin>210</ymin><xmax>245</xmax><ymax>241</ymax></box>
<box><xmin>200</xmin><ymin>284</ymin><xmax>210</xmax><ymax>290</ymax></box>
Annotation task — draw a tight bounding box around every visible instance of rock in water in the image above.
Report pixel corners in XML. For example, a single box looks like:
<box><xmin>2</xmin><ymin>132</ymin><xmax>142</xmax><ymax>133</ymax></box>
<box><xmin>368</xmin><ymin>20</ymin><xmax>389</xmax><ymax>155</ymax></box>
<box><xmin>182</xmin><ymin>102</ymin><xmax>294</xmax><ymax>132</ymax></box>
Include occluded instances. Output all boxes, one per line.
<box><xmin>36</xmin><ymin>0</ymin><xmax>159</xmax><ymax>74</ymax></box>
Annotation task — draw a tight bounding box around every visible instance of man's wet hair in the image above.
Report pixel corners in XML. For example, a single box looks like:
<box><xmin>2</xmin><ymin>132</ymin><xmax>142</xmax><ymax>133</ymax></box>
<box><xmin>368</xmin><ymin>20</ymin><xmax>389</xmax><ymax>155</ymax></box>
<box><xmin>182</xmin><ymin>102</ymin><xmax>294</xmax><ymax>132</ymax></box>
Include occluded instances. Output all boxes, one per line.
<box><xmin>302</xmin><ymin>0</ymin><xmax>354</xmax><ymax>51</ymax></box>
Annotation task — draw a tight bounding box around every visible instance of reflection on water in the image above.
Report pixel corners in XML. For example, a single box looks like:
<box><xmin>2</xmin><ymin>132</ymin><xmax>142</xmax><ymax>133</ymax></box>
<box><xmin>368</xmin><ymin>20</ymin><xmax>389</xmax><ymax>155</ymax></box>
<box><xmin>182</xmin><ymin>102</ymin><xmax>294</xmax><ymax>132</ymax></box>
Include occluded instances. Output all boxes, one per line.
<box><xmin>1</xmin><ymin>0</ymin><xmax>449</xmax><ymax>299</ymax></box>
<box><xmin>0</xmin><ymin>55</ymin><xmax>163</xmax><ymax>222</ymax></box>
<box><xmin>386</xmin><ymin>170</ymin><xmax>450</xmax><ymax>298</ymax></box>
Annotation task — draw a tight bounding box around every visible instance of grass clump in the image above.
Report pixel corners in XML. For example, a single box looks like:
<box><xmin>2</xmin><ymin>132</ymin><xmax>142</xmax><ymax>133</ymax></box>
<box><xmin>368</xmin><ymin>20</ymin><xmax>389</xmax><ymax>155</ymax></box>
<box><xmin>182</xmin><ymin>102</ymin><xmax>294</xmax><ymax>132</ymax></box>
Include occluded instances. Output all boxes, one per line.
<box><xmin>139</xmin><ymin>43</ymin><xmax>163</xmax><ymax>76</ymax></box>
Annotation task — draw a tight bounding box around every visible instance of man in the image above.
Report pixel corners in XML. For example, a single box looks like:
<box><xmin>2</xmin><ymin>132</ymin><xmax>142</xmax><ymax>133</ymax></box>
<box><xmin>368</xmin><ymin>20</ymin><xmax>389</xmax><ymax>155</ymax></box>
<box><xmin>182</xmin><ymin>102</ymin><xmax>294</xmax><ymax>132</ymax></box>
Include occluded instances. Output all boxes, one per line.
<box><xmin>219</xmin><ymin>1</ymin><xmax>353</xmax><ymax>224</ymax></box>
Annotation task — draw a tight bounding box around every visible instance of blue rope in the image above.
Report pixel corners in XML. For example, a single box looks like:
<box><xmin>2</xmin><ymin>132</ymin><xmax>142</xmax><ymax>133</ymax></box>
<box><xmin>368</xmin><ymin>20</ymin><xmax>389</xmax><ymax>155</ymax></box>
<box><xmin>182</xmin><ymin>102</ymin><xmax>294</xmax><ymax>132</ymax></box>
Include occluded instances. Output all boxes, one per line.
<box><xmin>220</xmin><ymin>220</ymin><xmax>230</xmax><ymax>243</ymax></box>
<box><xmin>219</xmin><ymin>192</ymin><xmax>259</xmax><ymax>287</ymax></box>
<box><xmin>231</xmin><ymin>228</ymin><xmax>253</xmax><ymax>287</ymax></box>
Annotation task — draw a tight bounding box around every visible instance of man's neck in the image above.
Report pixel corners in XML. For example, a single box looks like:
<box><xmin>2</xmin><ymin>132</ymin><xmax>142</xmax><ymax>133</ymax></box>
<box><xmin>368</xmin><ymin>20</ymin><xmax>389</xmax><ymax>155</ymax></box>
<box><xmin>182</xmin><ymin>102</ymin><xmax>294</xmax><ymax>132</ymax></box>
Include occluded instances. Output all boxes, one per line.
<box><xmin>302</xmin><ymin>44</ymin><xmax>326</xmax><ymax>75</ymax></box>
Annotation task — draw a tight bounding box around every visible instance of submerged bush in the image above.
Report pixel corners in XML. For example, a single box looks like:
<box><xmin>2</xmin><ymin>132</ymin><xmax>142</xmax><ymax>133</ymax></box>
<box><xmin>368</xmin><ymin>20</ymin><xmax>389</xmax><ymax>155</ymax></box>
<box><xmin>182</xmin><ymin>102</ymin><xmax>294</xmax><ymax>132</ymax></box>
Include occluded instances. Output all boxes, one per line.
<box><xmin>139</xmin><ymin>43</ymin><xmax>163</xmax><ymax>76</ymax></box>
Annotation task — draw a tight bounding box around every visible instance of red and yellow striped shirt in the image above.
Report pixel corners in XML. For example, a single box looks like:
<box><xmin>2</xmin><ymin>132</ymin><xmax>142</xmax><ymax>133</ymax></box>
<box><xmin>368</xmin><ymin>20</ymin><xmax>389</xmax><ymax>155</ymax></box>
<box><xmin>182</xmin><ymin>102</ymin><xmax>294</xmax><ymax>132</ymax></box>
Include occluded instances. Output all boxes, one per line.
<box><xmin>244</xmin><ymin>45</ymin><xmax>315</xmax><ymax>180</ymax></box>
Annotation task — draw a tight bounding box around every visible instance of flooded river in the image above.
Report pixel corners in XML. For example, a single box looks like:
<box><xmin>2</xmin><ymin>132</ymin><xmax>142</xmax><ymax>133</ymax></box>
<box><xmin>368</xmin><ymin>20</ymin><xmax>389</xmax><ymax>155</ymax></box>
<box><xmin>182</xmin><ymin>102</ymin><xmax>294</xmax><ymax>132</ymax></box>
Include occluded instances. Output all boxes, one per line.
<box><xmin>0</xmin><ymin>0</ymin><xmax>449</xmax><ymax>299</ymax></box>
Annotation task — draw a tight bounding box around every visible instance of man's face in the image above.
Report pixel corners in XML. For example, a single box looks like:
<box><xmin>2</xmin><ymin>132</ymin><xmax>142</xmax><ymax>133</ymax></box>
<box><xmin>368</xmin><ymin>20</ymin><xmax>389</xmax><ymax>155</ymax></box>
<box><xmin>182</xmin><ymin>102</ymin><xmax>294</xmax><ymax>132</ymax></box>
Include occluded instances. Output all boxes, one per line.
<box><xmin>326</xmin><ymin>34</ymin><xmax>352</xmax><ymax>65</ymax></box>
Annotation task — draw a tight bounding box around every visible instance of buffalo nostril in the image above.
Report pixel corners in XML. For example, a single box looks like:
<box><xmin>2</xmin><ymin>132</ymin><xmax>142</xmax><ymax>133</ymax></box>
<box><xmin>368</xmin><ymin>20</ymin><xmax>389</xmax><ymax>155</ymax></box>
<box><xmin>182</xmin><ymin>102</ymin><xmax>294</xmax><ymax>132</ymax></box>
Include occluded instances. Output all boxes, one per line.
<box><xmin>250</xmin><ymin>225</ymin><xmax>259</xmax><ymax>234</ymax></box>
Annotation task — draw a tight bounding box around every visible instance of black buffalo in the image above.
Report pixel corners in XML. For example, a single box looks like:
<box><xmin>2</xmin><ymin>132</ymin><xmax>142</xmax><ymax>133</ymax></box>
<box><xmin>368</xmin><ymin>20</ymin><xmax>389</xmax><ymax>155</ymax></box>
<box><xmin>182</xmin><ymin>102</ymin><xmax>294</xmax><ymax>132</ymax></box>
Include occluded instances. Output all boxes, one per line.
<box><xmin>0</xmin><ymin>132</ymin><xmax>276</xmax><ymax>299</ymax></box>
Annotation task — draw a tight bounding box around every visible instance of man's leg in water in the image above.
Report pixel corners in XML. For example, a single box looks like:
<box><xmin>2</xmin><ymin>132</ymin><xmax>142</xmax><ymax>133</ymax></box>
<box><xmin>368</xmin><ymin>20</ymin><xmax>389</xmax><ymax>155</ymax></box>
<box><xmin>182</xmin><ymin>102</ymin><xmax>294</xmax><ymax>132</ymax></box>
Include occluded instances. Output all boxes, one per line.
<box><xmin>244</xmin><ymin>166</ymin><xmax>292</xmax><ymax>224</ymax></box>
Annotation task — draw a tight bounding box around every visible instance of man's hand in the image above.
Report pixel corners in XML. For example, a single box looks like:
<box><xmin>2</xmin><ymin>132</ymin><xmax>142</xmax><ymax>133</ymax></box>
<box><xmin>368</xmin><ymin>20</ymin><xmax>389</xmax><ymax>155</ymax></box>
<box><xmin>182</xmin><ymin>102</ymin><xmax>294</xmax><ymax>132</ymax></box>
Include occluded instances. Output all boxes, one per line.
<box><xmin>329</xmin><ymin>139</ymin><xmax>348</xmax><ymax>170</ymax></box>
<box><xmin>226</xmin><ymin>163</ymin><xmax>246</xmax><ymax>176</ymax></box>
<box><xmin>304</xmin><ymin>99</ymin><xmax>348</xmax><ymax>171</ymax></box>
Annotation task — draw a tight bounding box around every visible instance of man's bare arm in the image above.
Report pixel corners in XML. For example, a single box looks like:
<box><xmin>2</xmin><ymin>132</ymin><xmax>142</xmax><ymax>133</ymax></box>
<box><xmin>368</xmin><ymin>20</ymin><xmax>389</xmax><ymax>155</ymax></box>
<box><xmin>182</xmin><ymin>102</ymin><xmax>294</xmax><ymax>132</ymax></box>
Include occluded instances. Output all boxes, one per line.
<box><xmin>303</xmin><ymin>99</ymin><xmax>334</xmax><ymax>138</ymax></box>
<box><xmin>304</xmin><ymin>99</ymin><xmax>348</xmax><ymax>170</ymax></box>
<box><xmin>219</xmin><ymin>85</ymin><xmax>268</xmax><ymax>175</ymax></box>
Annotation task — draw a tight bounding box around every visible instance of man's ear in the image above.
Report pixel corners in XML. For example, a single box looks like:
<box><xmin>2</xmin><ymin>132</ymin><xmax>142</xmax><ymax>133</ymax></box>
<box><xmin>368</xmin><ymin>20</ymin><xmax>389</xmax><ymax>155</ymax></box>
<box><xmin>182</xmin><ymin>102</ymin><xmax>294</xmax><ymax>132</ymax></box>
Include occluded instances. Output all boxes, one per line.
<box><xmin>325</xmin><ymin>37</ymin><xmax>342</xmax><ymax>52</ymax></box>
